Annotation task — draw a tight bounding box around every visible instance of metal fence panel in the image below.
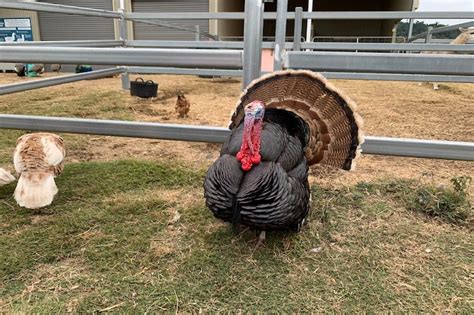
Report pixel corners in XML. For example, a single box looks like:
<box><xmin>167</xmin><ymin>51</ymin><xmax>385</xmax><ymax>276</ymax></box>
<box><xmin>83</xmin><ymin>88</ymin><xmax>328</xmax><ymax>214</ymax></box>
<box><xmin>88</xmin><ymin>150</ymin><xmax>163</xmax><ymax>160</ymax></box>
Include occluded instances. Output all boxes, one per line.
<box><xmin>320</xmin><ymin>72</ymin><xmax>474</xmax><ymax>83</ymax></box>
<box><xmin>0</xmin><ymin>1</ymin><xmax>120</xmax><ymax>18</ymax></box>
<box><xmin>286</xmin><ymin>51</ymin><xmax>474</xmax><ymax>75</ymax></box>
<box><xmin>0</xmin><ymin>47</ymin><xmax>243</xmax><ymax>69</ymax></box>
<box><xmin>0</xmin><ymin>114</ymin><xmax>472</xmax><ymax>161</ymax></box>
<box><xmin>0</xmin><ymin>68</ymin><xmax>125</xmax><ymax>96</ymax></box>
<box><xmin>127</xmin><ymin>67</ymin><xmax>242</xmax><ymax>76</ymax></box>
<box><xmin>362</xmin><ymin>136</ymin><xmax>474</xmax><ymax>161</ymax></box>
<box><xmin>300</xmin><ymin>42</ymin><xmax>474</xmax><ymax>52</ymax></box>
<box><xmin>124</xmin><ymin>11</ymin><xmax>474</xmax><ymax>20</ymax></box>
<box><xmin>0</xmin><ymin>40</ymin><xmax>123</xmax><ymax>47</ymax></box>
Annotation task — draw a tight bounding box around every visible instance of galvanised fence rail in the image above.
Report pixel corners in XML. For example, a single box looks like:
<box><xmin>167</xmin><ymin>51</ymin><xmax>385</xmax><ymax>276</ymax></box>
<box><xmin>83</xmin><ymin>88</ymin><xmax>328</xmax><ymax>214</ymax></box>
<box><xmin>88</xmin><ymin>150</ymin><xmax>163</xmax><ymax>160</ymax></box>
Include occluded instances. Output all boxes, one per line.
<box><xmin>0</xmin><ymin>1</ymin><xmax>473</xmax><ymax>161</ymax></box>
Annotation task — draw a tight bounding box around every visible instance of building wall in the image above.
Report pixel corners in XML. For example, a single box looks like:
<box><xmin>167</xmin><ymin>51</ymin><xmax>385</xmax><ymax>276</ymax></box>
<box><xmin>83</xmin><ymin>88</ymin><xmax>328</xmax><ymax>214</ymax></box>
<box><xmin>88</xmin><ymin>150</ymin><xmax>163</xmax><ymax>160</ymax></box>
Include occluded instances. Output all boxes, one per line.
<box><xmin>1</xmin><ymin>0</ymin><xmax>421</xmax><ymax>43</ymax></box>
<box><xmin>216</xmin><ymin>0</ymin><xmax>418</xmax><ymax>40</ymax></box>
<box><xmin>1</xmin><ymin>0</ymin><xmax>213</xmax><ymax>42</ymax></box>
<box><xmin>37</xmin><ymin>0</ymin><xmax>115</xmax><ymax>41</ymax></box>
<box><xmin>215</xmin><ymin>0</ymin><xmax>243</xmax><ymax>40</ymax></box>
<box><xmin>131</xmin><ymin>0</ymin><xmax>209</xmax><ymax>40</ymax></box>
<box><xmin>112</xmin><ymin>0</ymin><xmax>134</xmax><ymax>40</ymax></box>
<box><xmin>0</xmin><ymin>8</ymin><xmax>41</xmax><ymax>41</ymax></box>
<box><xmin>0</xmin><ymin>4</ymin><xmax>41</xmax><ymax>71</ymax></box>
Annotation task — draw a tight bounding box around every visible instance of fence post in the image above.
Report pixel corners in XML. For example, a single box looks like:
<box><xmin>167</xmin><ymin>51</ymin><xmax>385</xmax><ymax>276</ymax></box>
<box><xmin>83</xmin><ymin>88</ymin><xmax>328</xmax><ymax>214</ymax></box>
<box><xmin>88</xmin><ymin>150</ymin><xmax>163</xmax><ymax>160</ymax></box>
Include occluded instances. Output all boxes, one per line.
<box><xmin>425</xmin><ymin>26</ymin><xmax>433</xmax><ymax>43</ymax></box>
<box><xmin>119</xmin><ymin>0</ymin><xmax>130</xmax><ymax>90</ymax></box>
<box><xmin>195</xmin><ymin>25</ymin><xmax>200</xmax><ymax>41</ymax></box>
<box><xmin>293</xmin><ymin>7</ymin><xmax>303</xmax><ymax>51</ymax></box>
<box><xmin>408</xmin><ymin>18</ymin><xmax>414</xmax><ymax>39</ymax></box>
<box><xmin>305</xmin><ymin>0</ymin><xmax>313</xmax><ymax>51</ymax></box>
<box><xmin>273</xmin><ymin>0</ymin><xmax>288</xmax><ymax>70</ymax></box>
<box><xmin>242</xmin><ymin>0</ymin><xmax>264</xmax><ymax>89</ymax></box>
<box><xmin>407</xmin><ymin>0</ymin><xmax>416</xmax><ymax>40</ymax></box>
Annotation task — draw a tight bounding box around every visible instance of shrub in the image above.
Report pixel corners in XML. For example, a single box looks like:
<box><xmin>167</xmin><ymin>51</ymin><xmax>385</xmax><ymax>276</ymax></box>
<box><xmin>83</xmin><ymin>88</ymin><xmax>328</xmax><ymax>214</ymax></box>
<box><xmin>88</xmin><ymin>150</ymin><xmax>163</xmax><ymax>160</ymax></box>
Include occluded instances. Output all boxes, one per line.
<box><xmin>408</xmin><ymin>176</ymin><xmax>471</xmax><ymax>225</ymax></box>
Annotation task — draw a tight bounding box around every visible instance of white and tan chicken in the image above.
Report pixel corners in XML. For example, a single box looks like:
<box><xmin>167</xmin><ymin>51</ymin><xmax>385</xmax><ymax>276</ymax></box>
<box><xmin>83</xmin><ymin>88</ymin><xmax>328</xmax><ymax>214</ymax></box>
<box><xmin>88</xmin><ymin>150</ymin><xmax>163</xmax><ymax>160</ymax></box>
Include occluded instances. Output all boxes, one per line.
<box><xmin>0</xmin><ymin>168</ymin><xmax>15</xmax><ymax>186</ymax></box>
<box><xmin>13</xmin><ymin>133</ymin><xmax>66</xmax><ymax>209</ymax></box>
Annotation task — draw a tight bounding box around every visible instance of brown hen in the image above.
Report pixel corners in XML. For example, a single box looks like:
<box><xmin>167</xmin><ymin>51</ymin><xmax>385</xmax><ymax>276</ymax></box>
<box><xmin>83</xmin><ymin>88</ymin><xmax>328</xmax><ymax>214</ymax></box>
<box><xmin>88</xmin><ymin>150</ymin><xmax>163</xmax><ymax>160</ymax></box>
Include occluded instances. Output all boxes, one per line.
<box><xmin>175</xmin><ymin>93</ymin><xmax>191</xmax><ymax>118</ymax></box>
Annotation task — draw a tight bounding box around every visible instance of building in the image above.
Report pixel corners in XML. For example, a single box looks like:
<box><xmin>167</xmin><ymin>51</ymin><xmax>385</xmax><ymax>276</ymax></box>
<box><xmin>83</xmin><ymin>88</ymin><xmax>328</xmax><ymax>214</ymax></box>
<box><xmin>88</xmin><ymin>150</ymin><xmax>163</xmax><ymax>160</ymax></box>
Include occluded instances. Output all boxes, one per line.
<box><xmin>1</xmin><ymin>0</ymin><xmax>419</xmax><ymax>43</ymax></box>
<box><xmin>219</xmin><ymin>0</ymin><xmax>419</xmax><ymax>41</ymax></box>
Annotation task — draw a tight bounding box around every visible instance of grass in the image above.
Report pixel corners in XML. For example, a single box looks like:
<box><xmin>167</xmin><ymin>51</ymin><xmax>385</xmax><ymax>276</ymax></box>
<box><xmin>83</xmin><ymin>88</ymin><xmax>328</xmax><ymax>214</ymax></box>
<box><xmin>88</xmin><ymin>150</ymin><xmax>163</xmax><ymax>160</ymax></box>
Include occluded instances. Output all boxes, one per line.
<box><xmin>0</xmin><ymin>160</ymin><xmax>472</xmax><ymax>313</ymax></box>
<box><xmin>0</xmin><ymin>89</ymin><xmax>130</xmax><ymax>120</ymax></box>
<box><xmin>0</xmin><ymin>87</ymin><xmax>134</xmax><ymax>166</ymax></box>
<box><xmin>0</xmin><ymin>76</ymin><xmax>472</xmax><ymax>312</ymax></box>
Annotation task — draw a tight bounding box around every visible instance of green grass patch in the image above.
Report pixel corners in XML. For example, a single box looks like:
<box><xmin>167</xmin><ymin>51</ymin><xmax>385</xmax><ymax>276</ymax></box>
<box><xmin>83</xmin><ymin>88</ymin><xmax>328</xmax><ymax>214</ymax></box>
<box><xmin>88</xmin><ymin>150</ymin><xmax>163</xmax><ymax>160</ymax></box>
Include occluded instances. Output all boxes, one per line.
<box><xmin>0</xmin><ymin>89</ymin><xmax>131</xmax><ymax>120</ymax></box>
<box><xmin>0</xmin><ymin>160</ymin><xmax>472</xmax><ymax>312</ymax></box>
<box><xmin>407</xmin><ymin>176</ymin><xmax>471</xmax><ymax>225</ymax></box>
<box><xmin>355</xmin><ymin>177</ymin><xmax>472</xmax><ymax>225</ymax></box>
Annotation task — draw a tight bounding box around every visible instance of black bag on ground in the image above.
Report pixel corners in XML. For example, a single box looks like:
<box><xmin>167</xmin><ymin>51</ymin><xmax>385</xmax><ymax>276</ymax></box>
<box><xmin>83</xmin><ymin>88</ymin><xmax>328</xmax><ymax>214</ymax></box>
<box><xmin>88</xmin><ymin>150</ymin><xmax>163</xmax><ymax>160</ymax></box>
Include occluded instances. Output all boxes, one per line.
<box><xmin>130</xmin><ymin>78</ymin><xmax>158</xmax><ymax>98</ymax></box>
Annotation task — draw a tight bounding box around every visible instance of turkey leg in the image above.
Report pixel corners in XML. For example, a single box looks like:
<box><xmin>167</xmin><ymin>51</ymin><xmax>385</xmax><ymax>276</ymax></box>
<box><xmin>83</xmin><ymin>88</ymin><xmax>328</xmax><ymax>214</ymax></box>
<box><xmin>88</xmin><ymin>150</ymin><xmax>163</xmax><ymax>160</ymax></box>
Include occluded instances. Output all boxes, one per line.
<box><xmin>249</xmin><ymin>231</ymin><xmax>266</xmax><ymax>251</ymax></box>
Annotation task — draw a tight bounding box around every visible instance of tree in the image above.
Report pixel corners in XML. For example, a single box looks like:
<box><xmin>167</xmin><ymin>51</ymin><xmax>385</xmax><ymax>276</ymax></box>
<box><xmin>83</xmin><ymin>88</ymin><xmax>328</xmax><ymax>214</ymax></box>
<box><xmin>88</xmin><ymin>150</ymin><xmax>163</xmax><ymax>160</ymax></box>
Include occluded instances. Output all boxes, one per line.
<box><xmin>397</xmin><ymin>21</ymin><xmax>460</xmax><ymax>39</ymax></box>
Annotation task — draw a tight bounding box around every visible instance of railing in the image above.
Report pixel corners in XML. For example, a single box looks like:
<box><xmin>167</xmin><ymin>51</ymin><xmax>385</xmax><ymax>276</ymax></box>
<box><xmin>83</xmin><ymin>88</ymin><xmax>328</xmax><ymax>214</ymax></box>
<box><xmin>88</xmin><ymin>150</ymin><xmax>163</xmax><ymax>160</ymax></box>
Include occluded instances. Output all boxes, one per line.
<box><xmin>0</xmin><ymin>47</ymin><xmax>243</xmax><ymax>68</ymax></box>
<box><xmin>408</xmin><ymin>21</ymin><xmax>474</xmax><ymax>42</ymax></box>
<box><xmin>313</xmin><ymin>36</ymin><xmax>406</xmax><ymax>43</ymax></box>
<box><xmin>0</xmin><ymin>1</ymin><xmax>473</xmax><ymax>161</ymax></box>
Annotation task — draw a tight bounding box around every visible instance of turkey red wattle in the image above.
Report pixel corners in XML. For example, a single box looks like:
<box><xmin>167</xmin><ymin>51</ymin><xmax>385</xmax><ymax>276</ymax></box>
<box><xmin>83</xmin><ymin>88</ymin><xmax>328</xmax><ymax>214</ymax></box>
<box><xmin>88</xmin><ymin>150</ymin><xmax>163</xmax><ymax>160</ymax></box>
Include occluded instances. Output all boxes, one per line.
<box><xmin>236</xmin><ymin>101</ymin><xmax>265</xmax><ymax>171</ymax></box>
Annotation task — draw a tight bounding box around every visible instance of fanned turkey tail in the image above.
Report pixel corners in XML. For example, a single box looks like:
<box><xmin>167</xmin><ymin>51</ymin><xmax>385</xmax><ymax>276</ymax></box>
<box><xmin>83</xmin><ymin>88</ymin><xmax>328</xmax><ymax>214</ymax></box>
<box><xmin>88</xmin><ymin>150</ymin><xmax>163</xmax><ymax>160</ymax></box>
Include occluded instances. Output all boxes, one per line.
<box><xmin>230</xmin><ymin>70</ymin><xmax>364</xmax><ymax>170</ymax></box>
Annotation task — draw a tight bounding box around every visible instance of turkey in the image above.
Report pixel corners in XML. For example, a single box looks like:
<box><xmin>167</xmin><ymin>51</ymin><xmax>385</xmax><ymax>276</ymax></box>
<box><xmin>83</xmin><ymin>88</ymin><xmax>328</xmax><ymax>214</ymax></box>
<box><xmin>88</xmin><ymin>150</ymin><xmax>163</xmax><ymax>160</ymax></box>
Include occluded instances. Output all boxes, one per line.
<box><xmin>51</xmin><ymin>64</ymin><xmax>62</xmax><ymax>74</ymax></box>
<box><xmin>13</xmin><ymin>133</ymin><xmax>66</xmax><ymax>209</ymax></box>
<box><xmin>204</xmin><ymin>70</ymin><xmax>363</xmax><ymax>246</ymax></box>
<box><xmin>14</xmin><ymin>64</ymin><xmax>26</xmax><ymax>77</ymax></box>
<box><xmin>0</xmin><ymin>168</ymin><xmax>15</xmax><ymax>186</ymax></box>
<box><xmin>14</xmin><ymin>64</ymin><xmax>44</xmax><ymax>77</ymax></box>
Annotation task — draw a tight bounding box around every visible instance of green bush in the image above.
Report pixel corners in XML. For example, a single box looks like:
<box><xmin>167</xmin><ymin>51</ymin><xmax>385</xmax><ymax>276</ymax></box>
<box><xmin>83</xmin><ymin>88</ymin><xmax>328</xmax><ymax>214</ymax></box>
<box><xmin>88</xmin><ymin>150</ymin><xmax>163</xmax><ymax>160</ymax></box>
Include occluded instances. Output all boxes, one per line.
<box><xmin>408</xmin><ymin>176</ymin><xmax>472</xmax><ymax>225</ymax></box>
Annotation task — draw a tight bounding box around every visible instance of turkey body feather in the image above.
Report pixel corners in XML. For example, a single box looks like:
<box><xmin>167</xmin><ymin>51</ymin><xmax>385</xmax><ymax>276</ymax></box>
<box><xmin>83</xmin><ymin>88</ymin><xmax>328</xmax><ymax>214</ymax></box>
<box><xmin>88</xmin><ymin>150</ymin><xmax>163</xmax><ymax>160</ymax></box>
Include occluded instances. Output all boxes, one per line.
<box><xmin>205</xmin><ymin>110</ymin><xmax>310</xmax><ymax>231</ymax></box>
<box><xmin>13</xmin><ymin>133</ymin><xmax>65</xmax><ymax>209</ymax></box>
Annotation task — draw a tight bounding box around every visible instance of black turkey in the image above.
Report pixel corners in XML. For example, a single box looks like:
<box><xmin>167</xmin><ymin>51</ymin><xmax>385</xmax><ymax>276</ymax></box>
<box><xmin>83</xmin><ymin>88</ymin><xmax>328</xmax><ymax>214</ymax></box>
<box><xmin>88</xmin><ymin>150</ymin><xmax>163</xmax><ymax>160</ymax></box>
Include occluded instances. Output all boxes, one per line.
<box><xmin>204</xmin><ymin>70</ymin><xmax>363</xmax><ymax>246</ymax></box>
<box><xmin>14</xmin><ymin>64</ymin><xmax>26</xmax><ymax>77</ymax></box>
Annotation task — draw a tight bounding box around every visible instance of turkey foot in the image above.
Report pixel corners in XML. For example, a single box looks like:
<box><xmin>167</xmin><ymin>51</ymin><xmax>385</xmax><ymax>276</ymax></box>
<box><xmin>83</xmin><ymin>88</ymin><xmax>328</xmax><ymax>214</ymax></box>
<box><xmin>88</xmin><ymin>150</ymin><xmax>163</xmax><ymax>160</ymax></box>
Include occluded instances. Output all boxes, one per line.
<box><xmin>248</xmin><ymin>231</ymin><xmax>266</xmax><ymax>251</ymax></box>
<box><xmin>231</xmin><ymin>226</ymin><xmax>250</xmax><ymax>244</ymax></box>
<box><xmin>236</xmin><ymin>226</ymin><xmax>250</xmax><ymax>238</ymax></box>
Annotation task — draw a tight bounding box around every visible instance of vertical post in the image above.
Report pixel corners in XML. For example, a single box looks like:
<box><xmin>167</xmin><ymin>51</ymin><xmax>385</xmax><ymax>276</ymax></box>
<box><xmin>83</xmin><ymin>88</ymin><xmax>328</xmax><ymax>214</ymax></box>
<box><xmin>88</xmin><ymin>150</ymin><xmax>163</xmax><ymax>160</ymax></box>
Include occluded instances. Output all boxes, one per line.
<box><xmin>242</xmin><ymin>0</ymin><xmax>264</xmax><ymax>90</ymax></box>
<box><xmin>305</xmin><ymin>0</ymin><xmax>313</xmax><ymax>51</ymax></box>
<box><xmin>119</xmin><ymin>0</ymin><xmax>129</xmax><ymax>90</ymax></box>
<box><xmin>425</xmin><ymin>26</ymin><xmax>433</xmax><ymax>43</ymax></box>
<box><xmin>293</xmin><ymin>7</ymin><xmax>303</xmax><ymax>51</ymax></box>
<box><xmin>195</xmin><ymin>25</ymin><xmax>200</xmax><ymax>41</ymax></box>
<box><xmin>407</xmin><ymin>0</ymin><xmax>416</xmax><ymax>41</ymax></box>
<box><xmin>273</xmin><ymin>0</ymin><xmax>288</xmax><ymax>70</ymax></box>
<box><xmin>408</xmin><ymin>19</ymin><xmax>414</xmax><ymax>39</ymax></box>
<box><xmin>391</xmin><ymin>24</ymin><xmax>398</xmax><ymax>43</ymax></box>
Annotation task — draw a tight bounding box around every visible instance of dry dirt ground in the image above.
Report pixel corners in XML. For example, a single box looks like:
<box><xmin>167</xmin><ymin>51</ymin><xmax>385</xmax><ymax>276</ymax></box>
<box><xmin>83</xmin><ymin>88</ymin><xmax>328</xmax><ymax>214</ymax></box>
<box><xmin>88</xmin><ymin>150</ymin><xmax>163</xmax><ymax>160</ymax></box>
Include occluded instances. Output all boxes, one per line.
<box><xmin>0</xmin><ymin>73</ymin><xmax>472</xmax><ymax>190</ymax></box>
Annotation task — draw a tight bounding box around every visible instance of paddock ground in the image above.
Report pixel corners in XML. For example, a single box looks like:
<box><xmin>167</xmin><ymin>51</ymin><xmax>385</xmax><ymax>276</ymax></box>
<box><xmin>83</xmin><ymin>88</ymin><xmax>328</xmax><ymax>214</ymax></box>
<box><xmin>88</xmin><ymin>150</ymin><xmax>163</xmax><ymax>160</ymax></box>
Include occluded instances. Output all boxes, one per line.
<box><xmin>0</xmin><ymin>73</ymin><xmax>472</xmax><ymax>312</ymax></box>
<box><xmin>0</xmin><ymin>73</ymin><xmax>472</xmax><ymax>189</ymax></box>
